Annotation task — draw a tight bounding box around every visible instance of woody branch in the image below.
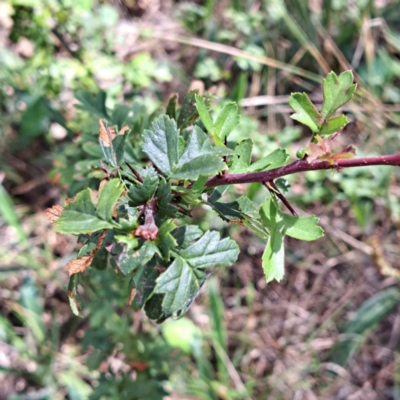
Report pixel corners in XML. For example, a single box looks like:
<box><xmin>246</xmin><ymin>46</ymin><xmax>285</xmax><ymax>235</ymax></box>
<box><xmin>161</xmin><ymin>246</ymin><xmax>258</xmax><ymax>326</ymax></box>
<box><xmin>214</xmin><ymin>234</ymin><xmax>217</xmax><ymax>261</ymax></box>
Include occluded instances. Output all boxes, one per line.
<box><xmin>205</xmin><ymin>153</ymin><xmax>400</xmax><ymax>188</ymax></box>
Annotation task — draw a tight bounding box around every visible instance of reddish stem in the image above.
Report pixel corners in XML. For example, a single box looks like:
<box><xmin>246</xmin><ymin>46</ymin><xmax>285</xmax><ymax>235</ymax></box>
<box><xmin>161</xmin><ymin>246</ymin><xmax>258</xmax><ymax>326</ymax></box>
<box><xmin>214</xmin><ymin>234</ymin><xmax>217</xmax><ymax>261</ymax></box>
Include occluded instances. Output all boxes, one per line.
<box><xmin>205</xmin><ymin>154</ymin><xmax>400</xmax><ymax>188</ymax></box>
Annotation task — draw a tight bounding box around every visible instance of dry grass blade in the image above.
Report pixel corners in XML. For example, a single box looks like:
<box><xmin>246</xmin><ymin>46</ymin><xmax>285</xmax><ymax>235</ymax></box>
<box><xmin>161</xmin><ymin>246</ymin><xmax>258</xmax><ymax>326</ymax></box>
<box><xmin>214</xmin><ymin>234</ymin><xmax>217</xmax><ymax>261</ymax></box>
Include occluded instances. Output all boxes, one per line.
<box><xmin>152</xmin><ymin>32</ymin><xmax>322</xmax><ymax>83</ymax></box>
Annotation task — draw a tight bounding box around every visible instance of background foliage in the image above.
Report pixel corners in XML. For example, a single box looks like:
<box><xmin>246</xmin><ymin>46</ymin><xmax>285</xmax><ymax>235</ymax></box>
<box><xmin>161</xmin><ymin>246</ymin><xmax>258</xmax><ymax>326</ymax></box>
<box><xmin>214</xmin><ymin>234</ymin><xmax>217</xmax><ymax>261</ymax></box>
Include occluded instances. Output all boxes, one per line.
<box><xmin>1</xmin><ymin>0</ymin><xmax>400</xmax><ymax>399</ymax></box>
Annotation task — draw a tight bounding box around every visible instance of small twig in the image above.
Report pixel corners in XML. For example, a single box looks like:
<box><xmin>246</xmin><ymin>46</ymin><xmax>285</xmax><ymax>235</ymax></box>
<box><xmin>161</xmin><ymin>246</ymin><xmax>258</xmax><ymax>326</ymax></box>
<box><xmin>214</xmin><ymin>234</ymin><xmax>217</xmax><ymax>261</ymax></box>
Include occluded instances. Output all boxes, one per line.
<box><xmin>174</xmin><ymin>203</ymin><xmax>193</xmax><ymax>217</ymax></box>
<box><xmin>125</xmin><ymin>163</ymin><xmax>143</xmax><ymax>183</ymax></box>
<box><xmin>264</xmin><ymin>181</ymin><xmax>297</xmax><ymax>216</ymax></box>
<box><xmin>51</xmin><ymin>27</ymin><xmax>82</xmax><ymax>61</ymax></box>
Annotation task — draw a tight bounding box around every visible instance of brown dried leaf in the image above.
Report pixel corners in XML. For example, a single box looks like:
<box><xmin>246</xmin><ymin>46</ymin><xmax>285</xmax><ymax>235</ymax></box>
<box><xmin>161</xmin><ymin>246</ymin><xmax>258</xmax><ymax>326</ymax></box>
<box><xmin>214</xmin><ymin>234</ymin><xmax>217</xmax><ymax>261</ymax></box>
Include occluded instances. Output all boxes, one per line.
<box><xmin>45</xmin><ymin>205</ymin><xmax>64</xmax><ymax>223</ymax></box>
<box><xmin>98</xmin><ymin>179</ymin><xmax>107</xmax><ymax>193</ymax></box>
<box><xmin>67</xmin><ymin>255</ymin><xmax>93</xmax><ymax>276</ymax></box>
<box><xmin>119</xmin><ymin>125</ymin><xmax>129</xmax><ymax>135</ymax></box>
<box><xmin>307</xmin><ymin>143</ymin><xmax>326</xmax><ymax>163</ymax></box>
<box><xmin>99</xmin><ymin>119</ymin><xmax>115</xmax><ymax>147</ymax></box>
<box><xmin>65</xmin><ymin>197</ymin><xmax>76</xmax><ymax>205</ymax></box>
<box><xmin>67</xmin><ymin>230</ymin><xmax>107</xmax><ymax>276</ymax></box>
<box><xmin>92</xmin><ymin>230</ymin><xmax>107</xmax><ymax>254</ymax></box>
<box><xmin>128</xmin><ymin>288</ymin><xmax>138</xmax><ymax>306</ymax></box>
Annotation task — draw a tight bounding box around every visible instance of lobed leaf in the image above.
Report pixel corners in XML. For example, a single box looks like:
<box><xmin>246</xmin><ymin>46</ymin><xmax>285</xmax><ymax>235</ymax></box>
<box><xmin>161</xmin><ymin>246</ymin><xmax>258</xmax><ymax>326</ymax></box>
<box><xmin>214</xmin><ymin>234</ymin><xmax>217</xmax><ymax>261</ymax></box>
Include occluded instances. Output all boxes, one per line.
<box><xmin>129</xmin><ymin>259</ymin><xmax>161</xmax><ymax>311</ymax></box>
<box><xmin>229</xmin><ymin>139</ymin><xmax>253</xmax><ymax>173</ymax></box>
<box><xmin>289</xmin><ymin>93</ymin><xmax>322</xmax><ymax>133</ymax></box>
<box><xmin>179</xmin><ymin>231</ymin><xmax>239</xmax><ymax>269</ymax></box>
<box><xmin>128</xmin><ymin>168</ymin><xmax>159</xmax><ymax>207</ymax></box>
<box><xmin>173</xmin><ymin>225</ymin><xmax>203</xmax><ymax>249</ymax></box>
<box><xmin>143</xmin><ymin>115</ymin><xmax>180</xmax><ymax>176</ymax></box>
<box><xmin>321</xmin><ymin>70</ymin><xmax>357</xmax><ymax>120</ymax></box>
<box><xmin>281</xmin><ymin>214</ymin><xmax>324</xmax><ymax>241</ymax></box>
<box><xmin>195</xmin><ymin>94</ymin><xmax>213</xmax><ymax>132</ymax></box>
<box><xmin>177</xmin><ymin>91</ymin><xmax>214</xmax><ymax>129</ymax></box>
<box><xmin>156</xmin><ymin>220</ymin><xmax>177</xmax><ymax>260</ymax></box>
<box><xmin>319</xmin><ymin>115</ymin><xmax>349</xmax><ymax>137</ymax></box>
<box><xmin>97</xmin><ymin>179</ymin><xmax>124</xmax><ymax>222</ymax></box>
<box><xmin>110</xmin><ymin>241</ymin><xmax>158</xmax><ymax>275</ymax></box>
<box><xmin>248</xmin><ymin>148</ymin><xmax>289</xmax><ymax>172</ymax></box>
<box><xmin>213</xmin><ymin>102</ymin><xmax>240</xmax><ymax>142</ymax></box>
<box><xmin>166</xmin><ymin>94</ymin><xmax>178</xmax><ymax>120</ymax></box>
<box><xmin>172</xmin><ymin>155</ymin><xmax>227</xmax><ymax>180</ymax></box>
<box><xmin>154</xmin><ymin>256</ymin><xmax>208</xmax><ymax>317</ymax></box>
<box><xmin>262</xmin><ymin>229</ymin><xmax>285</xmax><ymax>283</ymax></box>
<box><xmin>54</xmin><ymin>189</ymin><xmax>114</xmax><ymax>234</ymax></box>
<box><xmin>75</xmin><ymin>90</ymin><xmax>108</xmax><ymax>118</ymax></box>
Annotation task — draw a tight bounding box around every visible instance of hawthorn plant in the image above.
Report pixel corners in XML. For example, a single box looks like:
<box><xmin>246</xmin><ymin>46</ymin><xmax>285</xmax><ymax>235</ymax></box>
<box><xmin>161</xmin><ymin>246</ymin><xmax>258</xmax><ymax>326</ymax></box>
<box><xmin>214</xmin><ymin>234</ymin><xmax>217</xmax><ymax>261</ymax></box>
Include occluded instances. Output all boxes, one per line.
<box><xmin>47</xmin><ymin>70</ymin><xmax>400</xmax><ymax>322</ymax></box>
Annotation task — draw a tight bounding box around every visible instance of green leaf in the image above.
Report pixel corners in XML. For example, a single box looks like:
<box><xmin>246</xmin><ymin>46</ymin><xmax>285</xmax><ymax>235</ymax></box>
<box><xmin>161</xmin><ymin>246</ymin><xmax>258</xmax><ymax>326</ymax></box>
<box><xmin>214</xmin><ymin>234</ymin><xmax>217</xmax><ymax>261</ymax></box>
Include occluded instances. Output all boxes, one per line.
<box><xmin>97</xmin><ymin>179</ymin><xmax>124</xmax><ymax>222</ymax></box>
<box><xmin>195</xmin><ymin>94</ymin><xmax>213</xmax><ymax>132</ymax></box>
<box><xmin>177</xmin><ymin>91</ymin><xmax>214</xmax><ymax>129</ymax></box>
<box><xmin>75</xmin><ymin>90</ymin><xmax>108</xmax><ymax>118</ymax></box>
<box><xmin>68</xmin><ymin>274</ymin><xmax>83</xmax><ymax>317</ymax></box>
<box><xmin>172</xmin><ymin>155</ymin><xmax>226</xmax><ymax>180</ymax></box>
<box><xmin>281</xmin><ymin>214</ymin><xmax>324</xmax><ymax>241</ymax></box>
<box><xmin>319</xmin><ymin>115</ymin><xmax>349</xmax><ymax>136</ymax></box>
<box><xmin>111</xmin><ymin>241</ymin><xmax>158</xmax><ymax>275</ymax></box>
<box><xmin>166</xmin><ymin>94</ymin><xmax>178</xmax><ymax>120</ymax></box>
<box><xmin>213</xmin><ymin>102</ymin><xmax>240</xmax><ymax>142</ymax></box>
<box><xmin>191</xmin><ymin>175</ymin><xmax>209</xmax><ymax>193</ymax></box>
<box><xmin>110</xmin><ymin>105</ymin><xmax>130</xmax><ymax>128</ymax></box>
<box><xmin>248</xmin><ymin>148</ymin><xmax>289</xmax><ymax>172</ymax></box>
<box><xmin>145</xmin><ymin>293</ymin><xmax>171</xmax><ymax>323</ymax></box>
<box><xmin>262</xmin><ymin>229</ymin><xmax>285</xmax><ymax>283</ymax></box>
<box><xmin>259</xmin><ymin>197</ymin><xmax>278</xmax><ymax>232</ymax></box>
<box><xmin>128</xmin><ymin>168</ymin><xmax>159</xmax><ymax>207</ymax></box>
<box><xmin>55</xmin><ymin>189</ymin><xmax>114</xmax><ymax>234</ymax></box>
<box><xmin>261</xmin><ymin>198</ymin><xmax>323</xmax><ymax>241</ymax></box>
<box><xmin>156</xmin><ymin>220</ymin><xmax>177</xmax><ymax>260</ymax></box>
<box><xmin>173</xmin><ymin>225</ymin><xmax>203</xmax><ymax>249</ymax></box>
<box><xmin>180</xmin><ymin>126</ymin><xmax>231</xmax><ymax>161</ymax></box>
<box><xmin>98</xmin><ymin>120</ymin><xmax>130</xmax><ymax>168</ymax></box>
<box><xmin>155</xmin><ymin>256</ymin><xmax>208</xmax><ymax>317</ymax></box>
<box><xmin>156</xmin><ymin>179</ymin><xmax>177</xmax><ymax>219</ymax></box>
<box><xmin>260</xmin><ymin>198</ymin><xmax>285</xmax><ymax>282</ymax></box>
<box><xmin>82</xmin><ymin>142</ymin><xmax>103</xmax><ymax>158</ymax></box>
<box><xmin>321</xmin><ymin>70</ymin><xmax>357</xmax><ymax>120</ymax></box>
<box><xmin>173</xmin><ymin>126</ymin><xmax>232</xmax><ymax>180</ymax></box>
<box><xmin>129</xmin><ymin>259</ymin><xmax>160</xmax><ymax>311</ymax></box>
<box><xmin>113</xmin><ymin>131</ymin><xmax>130</xmax><ymax>166</ymax></box>
<box><xmin>229</xmin><ymin>139</ymin><xmax>253</xmax><ymax>173</ymax></box>
<box><xmin>179</xmin><ymin>231</ymin><xmax>239</xmax><ymax>269</ymax></box>
<box><xmin>289</xmin><ymin>93</ymin><xmax>322</xmax><ymax>133</ymax></box>
<box><xmin>143</xmin><ymin>115</ymin><xmax>180</xmax><ymax>176</ymax></box>
<box><xmin>154</xmin><ymin>230</ymin><xmax>238</xmax><ymax>317</ymax></box>
<box><xmin>237</xmin><ymin>196</ymin><xmax>258</xmax><ymax>218</ymax></box>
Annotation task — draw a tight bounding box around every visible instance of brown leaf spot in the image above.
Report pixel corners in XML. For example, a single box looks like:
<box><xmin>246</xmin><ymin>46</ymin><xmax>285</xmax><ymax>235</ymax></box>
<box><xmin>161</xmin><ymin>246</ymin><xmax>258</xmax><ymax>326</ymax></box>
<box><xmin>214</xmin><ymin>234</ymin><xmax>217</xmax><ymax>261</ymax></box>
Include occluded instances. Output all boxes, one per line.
<box><xmin>44</xmin><ymin>205</ymin><xmax>64</xmax><ymax>223</ymax></box>
<box><xmin>128</xmin><ymin>288</ymin><xmax>137</xmax><ymax>306</ymax></box>
<box><xmin>99</xmin><ymin>119</ymin><xmax>115</xmax><ymax>147</ymax></box>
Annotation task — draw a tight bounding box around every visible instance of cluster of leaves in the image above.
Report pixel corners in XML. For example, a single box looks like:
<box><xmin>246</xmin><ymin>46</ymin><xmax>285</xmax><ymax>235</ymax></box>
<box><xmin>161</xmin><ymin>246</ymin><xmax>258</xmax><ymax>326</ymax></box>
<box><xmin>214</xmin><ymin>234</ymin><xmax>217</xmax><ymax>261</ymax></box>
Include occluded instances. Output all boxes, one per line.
<box><xmin>48</xmin><ymin>71</ymin><xmax>358</xmax><ymax>321</ymax></box>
